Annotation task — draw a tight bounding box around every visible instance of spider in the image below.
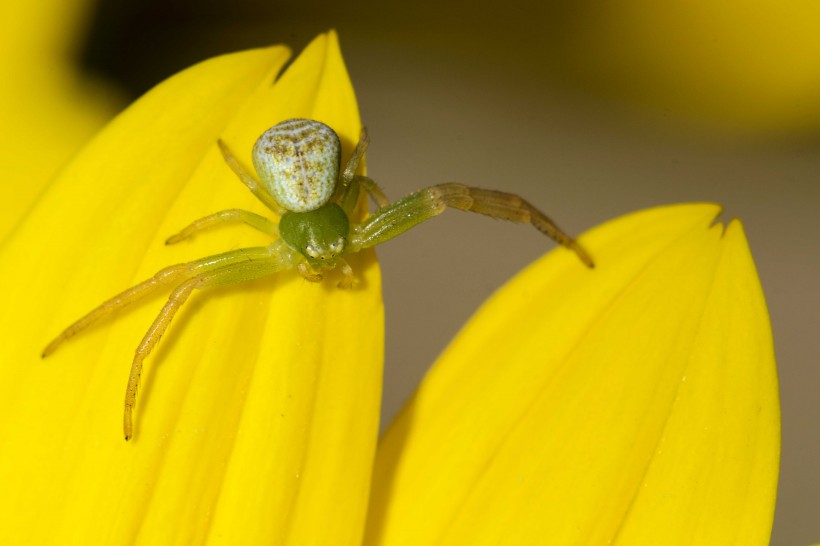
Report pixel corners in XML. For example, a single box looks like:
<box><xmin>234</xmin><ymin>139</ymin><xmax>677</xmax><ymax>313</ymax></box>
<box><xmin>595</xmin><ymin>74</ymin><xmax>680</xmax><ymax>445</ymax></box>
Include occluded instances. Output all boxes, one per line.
<box><xmin>42</xmin><ymin>118</ymin><xmax>594</xmax><ymax>440</ymax></box>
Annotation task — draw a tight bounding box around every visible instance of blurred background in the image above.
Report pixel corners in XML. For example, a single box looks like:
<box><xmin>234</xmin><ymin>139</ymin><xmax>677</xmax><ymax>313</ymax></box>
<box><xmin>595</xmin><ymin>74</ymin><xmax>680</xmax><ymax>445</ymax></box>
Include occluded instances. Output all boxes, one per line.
<box><xmin>3</xmin><ymin>0</ymin><xmax>817</xmax><ymax>543</ymax></box>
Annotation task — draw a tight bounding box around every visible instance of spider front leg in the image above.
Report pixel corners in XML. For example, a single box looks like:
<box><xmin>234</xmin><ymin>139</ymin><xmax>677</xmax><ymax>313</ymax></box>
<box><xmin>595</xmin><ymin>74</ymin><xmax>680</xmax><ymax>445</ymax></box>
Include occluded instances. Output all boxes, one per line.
<box><xmin>42</xmin><ymin>264</ymin><xmax>189</xmax><ymax>358</ymax></box>
<box><xmin>349</xmin><ymin>182</ymin><xmax>594</xmax><ymax>267</ymax></box>
<box><xmin>42</xmin><ymin>243</ymin><xmax>292</xmax><ymax>358</ymax></box>
<box><xmin>124</xmin><ymin>246</ymin><xmax>297</xmax><ymax>439</ymax></box>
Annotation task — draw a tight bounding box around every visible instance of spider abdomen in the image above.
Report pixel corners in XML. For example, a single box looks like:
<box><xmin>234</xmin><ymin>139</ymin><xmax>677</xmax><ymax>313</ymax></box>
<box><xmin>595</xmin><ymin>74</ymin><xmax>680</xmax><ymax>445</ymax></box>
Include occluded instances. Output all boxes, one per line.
<box><xmin>252</xmin><ymin>118</ymin><xmax>341</xmax><ymax>213</ymax></box>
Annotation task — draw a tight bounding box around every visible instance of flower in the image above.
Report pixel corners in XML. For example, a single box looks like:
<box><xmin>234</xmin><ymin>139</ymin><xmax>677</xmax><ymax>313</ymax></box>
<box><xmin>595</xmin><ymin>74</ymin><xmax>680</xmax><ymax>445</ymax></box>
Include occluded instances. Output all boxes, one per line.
<box><xmin>0</xmin><ymin>31</ymin><xmax>781</xmax><ymax>545</ymax></box>
<box><xmin>0</xmin><ymin>32</ymin><xmax>382</xmax><ymax>544</ymax></box>
<box><xmin>365</xmin><ymin>203</ymin><xmax>780</xmax><ymax>545</ymax></box>
<box><xmin>0</xmin><ymin>0</ymin><xmax>120</xmax><ymax>241</ymax></box>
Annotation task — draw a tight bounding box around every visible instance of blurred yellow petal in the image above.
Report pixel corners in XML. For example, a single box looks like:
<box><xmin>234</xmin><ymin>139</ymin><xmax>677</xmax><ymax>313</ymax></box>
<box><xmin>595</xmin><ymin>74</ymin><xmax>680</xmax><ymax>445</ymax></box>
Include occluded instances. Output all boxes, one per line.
<box><xmin>0</xmin><ymin>0</ymin><xmax>120</xmax><ymax>240</ymax></box>
<box><xmin>552</xmin><ymin>1</ymin><xmax>820</xmax><ymax>134</ymax></box>
<box><xmin>0</xmin><ymin>31</ymin><xmax>383</xmax><ymax>545</ymax></box>
<box><xmin>367</xmin><ymin>204</ymin><xmax>778</xmax><ymax>545</ymax></box>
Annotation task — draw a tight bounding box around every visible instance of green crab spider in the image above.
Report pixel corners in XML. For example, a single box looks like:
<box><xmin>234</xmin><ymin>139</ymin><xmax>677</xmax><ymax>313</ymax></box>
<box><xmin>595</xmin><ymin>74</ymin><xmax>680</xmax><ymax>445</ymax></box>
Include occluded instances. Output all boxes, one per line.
<box><xmin>42</xmin><ymin>118</ymin><xmax>594</xmax><ymax>440</ymax></box>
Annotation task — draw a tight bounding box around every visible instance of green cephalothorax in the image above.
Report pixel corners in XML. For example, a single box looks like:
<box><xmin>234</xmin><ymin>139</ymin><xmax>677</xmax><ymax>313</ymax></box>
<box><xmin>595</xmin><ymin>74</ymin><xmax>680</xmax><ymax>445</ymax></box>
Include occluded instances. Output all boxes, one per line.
<box><xmin>44</xmin><ymin>117</ymin><xmax>593</xmax><ymax>440</ymax></box>
<box><xmin>279</xmin><ymin>203</ymin><xmax>350</xmax><ymax>267</ymax></box>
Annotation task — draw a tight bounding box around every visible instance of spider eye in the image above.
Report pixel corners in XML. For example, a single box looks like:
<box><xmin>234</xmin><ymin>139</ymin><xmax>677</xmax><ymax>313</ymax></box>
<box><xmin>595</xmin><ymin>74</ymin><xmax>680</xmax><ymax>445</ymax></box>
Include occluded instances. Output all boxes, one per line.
<box><xmin>305</xmin><ymin>245</ymin><xmax>320</xmax><ymax>259</ymax></box>
<box><xmin>329</xmin><ymin>238</ymin><xmax>344</xmax><ymax>254</ymax></box>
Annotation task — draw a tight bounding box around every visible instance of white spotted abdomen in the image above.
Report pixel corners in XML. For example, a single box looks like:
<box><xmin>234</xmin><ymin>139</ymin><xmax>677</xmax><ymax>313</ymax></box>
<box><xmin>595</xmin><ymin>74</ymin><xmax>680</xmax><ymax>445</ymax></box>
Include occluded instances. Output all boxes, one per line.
<box><xmin>252</xmin><ymin>118</ymin><xmax>341</xmax><ymax>212</ymax></box>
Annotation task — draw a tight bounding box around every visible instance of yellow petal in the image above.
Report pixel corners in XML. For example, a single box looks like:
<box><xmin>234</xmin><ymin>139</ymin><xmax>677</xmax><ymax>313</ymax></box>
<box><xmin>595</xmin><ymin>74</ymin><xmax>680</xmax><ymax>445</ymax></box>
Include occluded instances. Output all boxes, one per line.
<box><xmin>367</xmin><ymin>204</ymin><xmax>778</xmax><ymax>545</ymax></box>
<box><xmin>0</xmin><ymin>0</ymin><xmax>119</xmax><ymax>241</ymax></box>
<box><xmin>0</xmin><ymin>31</ymin><xmax>383</xmax><ymax>545</ymax></box>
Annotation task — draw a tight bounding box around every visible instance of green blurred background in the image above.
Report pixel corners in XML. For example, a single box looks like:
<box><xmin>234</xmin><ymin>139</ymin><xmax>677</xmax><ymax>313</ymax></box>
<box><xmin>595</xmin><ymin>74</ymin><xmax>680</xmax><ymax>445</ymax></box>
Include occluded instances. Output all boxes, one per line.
<box><xmin>4</xmin><ymin>0</ymin><xmax>817</xmax><ymax>543</ymax></box>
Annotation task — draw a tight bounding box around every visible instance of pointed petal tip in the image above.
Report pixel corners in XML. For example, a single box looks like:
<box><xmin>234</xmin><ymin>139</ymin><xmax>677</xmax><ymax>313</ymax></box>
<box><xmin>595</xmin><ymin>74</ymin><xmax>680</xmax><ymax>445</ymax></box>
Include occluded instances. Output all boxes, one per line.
<box><xmin>2</xmin><ymin>32</ymin><xmax>380</xmax><ymax>545</ymax></box>
<box><xmin>369</xmin><ymin>201</ymin><xmax>777</xmax><ymax>545</ymax></box>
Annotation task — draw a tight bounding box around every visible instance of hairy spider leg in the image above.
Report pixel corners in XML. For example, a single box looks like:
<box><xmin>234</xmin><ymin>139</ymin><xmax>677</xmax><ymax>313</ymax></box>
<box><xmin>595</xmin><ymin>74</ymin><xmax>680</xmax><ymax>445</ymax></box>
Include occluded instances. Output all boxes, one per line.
<box><xmin>41</xmin><ymin>244</ymin><xmax>293</xmax><ymax>358</ymax></box>
<box><xmin>165</xmin><ymin>208</ymin><xmax>278</xmax><ymax>245</ymax></box>
<box><xmin>217</xmin><ymin>139</ymin><xmax>286</xmax><ymax>214</ymax></box>
<box><xmin>349</xmin><ymin>182</ymin><xmax>594</xmax><ymax>267</ymax></box>
<box><xmin>124</xmin><ymin>244</ymin><xmax>298</xmax><ymax>439</ymax></box>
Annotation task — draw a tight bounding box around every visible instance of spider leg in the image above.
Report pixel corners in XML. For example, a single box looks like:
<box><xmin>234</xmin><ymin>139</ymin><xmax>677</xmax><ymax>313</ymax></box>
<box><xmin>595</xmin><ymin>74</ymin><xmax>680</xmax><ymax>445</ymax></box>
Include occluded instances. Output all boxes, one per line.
<box><xmin>356</xmin><ymin>176</ymin><xmax>389</xmax><ymax>208</ymax></box>
<box><xmin>123</xmin><ymin>249</ymin><xmax>296</xmax><ymax>440</ymax></box>
<box><xmin>349</xmin><ymin>182</ymin><xmax>594</xmax><ymax>267</ymax></box>
<box><xmin>340</xmin><ymin>126</ymin><xmax>369</xmax><ymax>188</ymax></box>
<box><xmin>217</xmin><ymin>139</ymin><xmax>285</xmax><ymax>214</ymax></box>
<box><xmin>336</xmin><ymin>257</ymin><xmax>356</xmax><ymax>289</ymax></box>
<box><xmin>331</xmin><ymin>127</ymin><xmax>388</xmax><ymax>214</ymax></box>
<box><xmin>42</xmin><ymin>243</ymin><xmax>293</xmax><ymax>357</ymax></box>
<box><xmin>124</xmin><ymin>277</ymin><xmax>197</xmax><ymax>440</ymax></box>
<box><xmin>297</xmin><ymin>262</ymin><xmax>323</xmax><ymax>282</ymax></box>
<box><xmin>334</xmin><ymin>126</ymin><xmax>387</xmax><ymax>209</ymax></box>
<box><xmin>338</xmin><ymin>175</ymin><xmax>390</xmax><ymax>215</ymax></box>
<box><xmin>165</xmin><ymin>208</ymin><xmax>278</xmax><ymax>244</ymax></box>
